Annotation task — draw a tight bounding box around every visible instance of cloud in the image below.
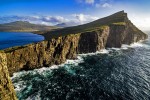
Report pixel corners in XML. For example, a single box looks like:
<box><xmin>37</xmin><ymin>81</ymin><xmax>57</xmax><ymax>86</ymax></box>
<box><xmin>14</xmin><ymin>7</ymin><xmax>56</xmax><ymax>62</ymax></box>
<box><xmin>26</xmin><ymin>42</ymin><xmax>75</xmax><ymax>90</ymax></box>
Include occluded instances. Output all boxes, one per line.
<box><xmin>0</xmin><ymin>14</ymin><xmax>98</xmax><ymax>27</ymax></box>
<box><xmin>72</xmin><ymin>13</ymin><xmax>98</xmax><ymax>24</ymax></box>
<box><xmin>77</xmin><ymin>0</ymin><xmax>94</xmax><ymax>5</ymax></box>
<box><xmin>95</xmin><ymin>0</ymin><xmax>112</xmax><ymax>8</ymax></box>
<box><xmin>85</xmin><ymin>0</ymin><xmax>94</xmax><ymax>4</ymax></box>
<box><xmin>0</xmin><ymin>15</ymin><xmax>68</xmax><ymax>26</ymax></box>
<box><xmin>102</xmin><ymin>3</ymin><xmax>112</xmax><ymax>8</ymax></box>
<box><xmin>41</xmin><ymin>16</ymin><xmax>67</xmax><ymax>23</ymax></box>
<box><xmin>77</xmin><ymin>0</ymin><xmax>113</xmax><ymax>8</ymax></box>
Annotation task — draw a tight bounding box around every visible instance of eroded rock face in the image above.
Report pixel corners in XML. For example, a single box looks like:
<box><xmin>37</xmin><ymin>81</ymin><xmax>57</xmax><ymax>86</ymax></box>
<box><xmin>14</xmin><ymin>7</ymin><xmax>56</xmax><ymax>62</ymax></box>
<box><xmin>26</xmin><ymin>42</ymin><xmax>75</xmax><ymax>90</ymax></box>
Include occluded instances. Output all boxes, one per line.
<box><xmin>78</xmin><ymin>27</ymin><xmax>110</xmax><ymax>53</ymax></box>
<box><xmin>0</xmin><ymin>11</ymin><xmax>148</xmax><ymax>99</ymax></box>
<box><xmin>0</xmin><ymin>53</ymin><xmax>17</xmax><ymax>100</ymax></box>
<box><xmin>106</xmin><ymin>21</ymin><xmax>148</xmax><ymax>48</ymax></box>
<box><xmin>5</xmin><ymin>34</ymin><xmax>80</xmax><ymax>76</ymax></box>
<box><xmin>3</xmin><ymin>22</ymin><xmax>148</xmax><ymax>76</ymax></box>
<box><xmin>5</xmin><ymin>27</ymin><xmax>110</xmax><ymax>76</ymax></box>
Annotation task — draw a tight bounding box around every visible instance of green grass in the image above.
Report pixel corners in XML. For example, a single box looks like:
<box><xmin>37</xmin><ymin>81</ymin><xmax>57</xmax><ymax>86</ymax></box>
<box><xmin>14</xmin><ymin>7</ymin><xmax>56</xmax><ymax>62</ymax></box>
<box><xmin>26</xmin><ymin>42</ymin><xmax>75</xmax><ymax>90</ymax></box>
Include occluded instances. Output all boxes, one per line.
<box><xmin>43</xmin><ymin>11</ymin><xmax>128</xmax><ymax>39</ymax></box>
<box><xmin>112</xmin><ymin>22</ymin><xmax>126</xmax><ymax>25</ymax></box>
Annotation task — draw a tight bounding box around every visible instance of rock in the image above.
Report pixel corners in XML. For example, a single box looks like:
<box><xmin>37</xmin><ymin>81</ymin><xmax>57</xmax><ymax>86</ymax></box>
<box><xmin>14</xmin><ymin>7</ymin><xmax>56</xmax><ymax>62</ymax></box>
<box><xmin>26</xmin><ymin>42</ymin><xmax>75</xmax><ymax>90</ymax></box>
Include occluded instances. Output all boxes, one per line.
<box><xmin>0</xmin><ymin>53</ymin><xmax>17</xmax><ymax>100</ymax></box>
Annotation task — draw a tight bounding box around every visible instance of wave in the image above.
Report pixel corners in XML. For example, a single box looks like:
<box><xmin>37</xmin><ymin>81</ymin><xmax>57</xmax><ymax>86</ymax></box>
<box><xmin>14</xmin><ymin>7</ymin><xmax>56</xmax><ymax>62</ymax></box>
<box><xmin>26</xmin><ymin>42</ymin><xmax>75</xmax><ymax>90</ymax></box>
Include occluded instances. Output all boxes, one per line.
<box><xmin>78</xmin><ymin>49</ymin><xmax>109</xmax><ymax>57</ymax></box>
<box><xmin>11</xmin><ymin>39</ymin><xmax>150</xmax><ymax>100</ymax></box>
<box><xmin>109</xmin><ymin>41</ymin><xmax>149</xmax><ymax>51</ymax></box>
<box><xmin>12</xmin><ymin>41</ymin><xmax>148</xmax><ymax>79</ymax></box>
<box><xmin>12</xmin><ymin>56</ymin><xmax>84</xmax><ymax>78</ymax></box>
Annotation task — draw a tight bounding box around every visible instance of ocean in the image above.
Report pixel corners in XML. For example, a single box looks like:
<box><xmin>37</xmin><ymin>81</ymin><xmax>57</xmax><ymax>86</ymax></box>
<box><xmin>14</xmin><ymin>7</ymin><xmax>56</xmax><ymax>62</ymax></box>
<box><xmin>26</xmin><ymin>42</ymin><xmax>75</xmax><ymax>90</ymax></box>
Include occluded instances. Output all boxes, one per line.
<box><xmin>0</xmin><ymin>32</ymin><xmax>44</xmax><ymax>50</ymax></box>
<box><xmin>11</xmin><ymin>32</ymin><xmax>150</xmax><ymax>100</ymax></box>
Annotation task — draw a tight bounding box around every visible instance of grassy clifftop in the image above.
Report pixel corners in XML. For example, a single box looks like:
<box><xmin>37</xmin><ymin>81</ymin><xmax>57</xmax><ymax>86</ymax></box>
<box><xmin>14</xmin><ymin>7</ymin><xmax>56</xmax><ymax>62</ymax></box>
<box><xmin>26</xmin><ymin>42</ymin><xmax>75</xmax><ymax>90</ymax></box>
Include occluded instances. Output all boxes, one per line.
<box><xmin>43</xmin><ymin>11</ymin><xmax>128</xmax><ymax>38</ymax></box>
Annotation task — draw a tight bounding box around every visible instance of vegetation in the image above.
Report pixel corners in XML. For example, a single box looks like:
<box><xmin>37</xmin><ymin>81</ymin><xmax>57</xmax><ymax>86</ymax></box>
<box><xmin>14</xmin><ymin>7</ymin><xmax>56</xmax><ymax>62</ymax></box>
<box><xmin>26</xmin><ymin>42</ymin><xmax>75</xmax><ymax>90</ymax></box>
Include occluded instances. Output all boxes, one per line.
<box><xmin>43</xmin><ymin>11</ymin><xmax>127</xmax><ymax>38</ymax></box>
<box><xmin>112</xmin><ymin>22</ymin><xmax>126</xmax><ymax>25</ymax></box>
<box><xmin>4</xmin><ymin>45</ymin><xmax>27</xmax><ymax>53</ymax></box>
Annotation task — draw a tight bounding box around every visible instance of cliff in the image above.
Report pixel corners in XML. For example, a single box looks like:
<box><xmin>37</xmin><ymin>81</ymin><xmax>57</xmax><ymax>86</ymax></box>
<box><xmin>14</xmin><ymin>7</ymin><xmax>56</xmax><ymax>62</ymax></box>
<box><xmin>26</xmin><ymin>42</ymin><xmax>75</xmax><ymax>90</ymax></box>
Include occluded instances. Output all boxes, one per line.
<box><xmin>1</xmin><ymin>11</ymin><xmax>148</xmax><ymax>76</ymax></box>
<box><xmin>0</xmin><ymin>53</ymin><xmax>17</xmax><ymax>100</ymax></box>
<box><xmin>0</xmin><ymin>11</ymin><xmax>148</xmax><ymax>99</ymax></box>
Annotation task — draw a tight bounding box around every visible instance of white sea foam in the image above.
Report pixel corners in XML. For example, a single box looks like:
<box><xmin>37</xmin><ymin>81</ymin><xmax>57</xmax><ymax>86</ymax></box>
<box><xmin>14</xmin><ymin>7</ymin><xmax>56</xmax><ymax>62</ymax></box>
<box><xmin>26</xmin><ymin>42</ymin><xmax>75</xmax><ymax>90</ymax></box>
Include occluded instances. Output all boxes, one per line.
<box><xmin>78</xmin><ymin>49</ymin><xmax>109</xmax><ymax>57</ymax></box>
<box><xmin>121</xmin><ymin>41</ymin><xmax>148</xmax><ymax>49</ymax></box>
<box><xmin>11</xmin><ymin>41</ymin><xmax>147</xmax><ymax>79</ymax></box>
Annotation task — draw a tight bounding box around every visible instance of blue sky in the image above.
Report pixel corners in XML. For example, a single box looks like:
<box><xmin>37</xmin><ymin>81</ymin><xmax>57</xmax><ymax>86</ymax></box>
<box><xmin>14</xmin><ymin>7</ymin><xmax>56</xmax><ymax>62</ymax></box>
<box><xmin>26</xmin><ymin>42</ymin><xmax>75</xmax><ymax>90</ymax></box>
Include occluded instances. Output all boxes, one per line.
<box><xmin>0</xmin><ymin>0</ymin><xmax>150</xmax><ymax>30</ymax></box>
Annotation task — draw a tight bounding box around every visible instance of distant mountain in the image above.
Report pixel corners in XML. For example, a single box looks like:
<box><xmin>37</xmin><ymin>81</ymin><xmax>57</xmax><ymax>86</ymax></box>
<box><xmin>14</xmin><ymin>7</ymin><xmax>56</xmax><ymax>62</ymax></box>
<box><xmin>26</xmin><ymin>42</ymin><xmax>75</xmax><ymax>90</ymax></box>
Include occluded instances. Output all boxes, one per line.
<box><xmin>0</xmin><ymin>21</ymin><xmax>57</xmax><ymax>32</ymax></box>
<box><xmin>55</xmin><ymin>23</ymin><xmax>70</xmax><ymax>28</ymax></box>
<box><xmin>55</xmin><ymin>22</ymin><xmax>80</xmax><ymax>28</ymax></box>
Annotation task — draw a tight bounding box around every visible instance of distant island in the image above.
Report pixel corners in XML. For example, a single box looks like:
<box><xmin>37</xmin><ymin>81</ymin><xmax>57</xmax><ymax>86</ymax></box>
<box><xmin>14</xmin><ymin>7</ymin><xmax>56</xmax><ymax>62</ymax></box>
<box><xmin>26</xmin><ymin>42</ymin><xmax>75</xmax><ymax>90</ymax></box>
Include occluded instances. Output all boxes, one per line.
<box><xmin>0</xmin><ymin>21</ymin><xmax>57</xmax><ymax>32</ymax></box>
<box><xmin>0</xmin><ymin>11</ymin><xmax>148</xmax><ymax>100</ymax></box>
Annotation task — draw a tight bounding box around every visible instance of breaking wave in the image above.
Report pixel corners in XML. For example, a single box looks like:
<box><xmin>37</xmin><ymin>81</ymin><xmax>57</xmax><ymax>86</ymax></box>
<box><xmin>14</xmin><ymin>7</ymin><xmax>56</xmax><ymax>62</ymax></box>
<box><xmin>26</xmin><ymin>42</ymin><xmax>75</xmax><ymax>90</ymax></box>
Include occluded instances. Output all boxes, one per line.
<box><xmin>11</xmin><ymin>39</ymin><xmax>150</xmax><ymax>100</ymax></box>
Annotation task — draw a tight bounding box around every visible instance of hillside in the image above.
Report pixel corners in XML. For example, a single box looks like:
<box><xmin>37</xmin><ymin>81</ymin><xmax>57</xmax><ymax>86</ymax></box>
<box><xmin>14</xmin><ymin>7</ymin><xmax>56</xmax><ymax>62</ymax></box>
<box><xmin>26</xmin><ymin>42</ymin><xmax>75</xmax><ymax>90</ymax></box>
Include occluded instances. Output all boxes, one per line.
<box><xmin>0</xmin><ymin>21</ymin><xmax>57</xmax><ymax>32</ymax></box>
<box><xmin>43</xmin><ymin>11</ymin><xmax>147</xmax><ymax>39</ymax></box>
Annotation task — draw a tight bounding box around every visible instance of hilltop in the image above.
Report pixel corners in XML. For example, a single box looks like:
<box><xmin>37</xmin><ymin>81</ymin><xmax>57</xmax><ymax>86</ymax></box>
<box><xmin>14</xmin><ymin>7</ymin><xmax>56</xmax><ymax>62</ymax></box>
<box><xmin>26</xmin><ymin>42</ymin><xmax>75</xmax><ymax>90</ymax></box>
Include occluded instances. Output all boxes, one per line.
<box><xmin>43</xmin><ymin>11</ymin><xmax>147</xmax><ymax>40</ymax></box>
<box><xmin>0</xmin><ymin>21</ymin><xmax>57</xmax><ymax>32</ymax></box>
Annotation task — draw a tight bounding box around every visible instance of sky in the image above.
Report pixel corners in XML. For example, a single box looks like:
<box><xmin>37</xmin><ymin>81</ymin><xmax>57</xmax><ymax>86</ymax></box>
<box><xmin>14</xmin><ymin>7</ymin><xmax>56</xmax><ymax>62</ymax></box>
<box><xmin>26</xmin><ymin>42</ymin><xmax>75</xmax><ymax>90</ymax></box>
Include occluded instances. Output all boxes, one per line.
<box><xmin>0</xmin><ymin>0</ymin><xmax>150</xmax><ymax>30</ymax></box>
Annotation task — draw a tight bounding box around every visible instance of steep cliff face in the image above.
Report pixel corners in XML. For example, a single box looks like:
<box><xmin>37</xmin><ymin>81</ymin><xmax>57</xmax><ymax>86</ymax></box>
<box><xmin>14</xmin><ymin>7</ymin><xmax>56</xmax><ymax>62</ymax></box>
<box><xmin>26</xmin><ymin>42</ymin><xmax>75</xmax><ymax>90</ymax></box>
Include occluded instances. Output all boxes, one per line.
<box><xmin>5</xmin><ymin>34</ymin><xmax>80</xmax><ymax>76</ymax></box>
<box><xmin>78</xmin><ymin>26</ymin><xmax>110</xmax><ymax>53</ymax></box>
<box><xmin>0</xmin><ymin>53</ymin><xmax>17</xmax><ymax>100</ymax></box>
<box><xmin>0</xmin><ymin>11</ymin><xmax>148</xmax><ymax>99</ymax></box>
<box><xmin>106</xmin><ymin>20</ymin><xmax>148</xmax><ymax>48</ymax></box>
<box><xmin>1</xmin><ymin>11</ymin><xmax>148</xmax><ymax>76</ymax></box>
<box><xmin>4</xmin><ymin>27</ymin><xmax>109</xmax><ymax>76</ymax></box>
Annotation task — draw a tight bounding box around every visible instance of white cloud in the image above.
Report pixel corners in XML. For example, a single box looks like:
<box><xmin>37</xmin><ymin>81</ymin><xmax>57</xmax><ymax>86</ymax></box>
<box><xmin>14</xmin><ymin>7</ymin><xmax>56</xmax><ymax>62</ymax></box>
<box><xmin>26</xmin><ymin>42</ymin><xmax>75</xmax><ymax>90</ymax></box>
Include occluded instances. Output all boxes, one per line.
<box><xmin>96</xmin><ymin>2</ymin><xmax>112</xmax><ymax>8</ymax></box>
<box><xmin>0</xmin><ymin>14</ymin><xmax>98</xmax><ymax>27</ymax></box>
<box><xmin>72</xmin><ymin>13</ymin><xmax>98</xmax><ymax>24</ymax></box>
<box><xmin>77</xmin><ymin>0</ymin><xmax>94</xmax><ymax>4</ymax></box>
<box><xmin>85</xmin><ymin>0</ymin><xmax>94</xmax><ymax>4</ymax></box>
<box><xmin>101</xmin><ymin>3</ymin><xmax>112</xmax><ymax>8</ymax></box>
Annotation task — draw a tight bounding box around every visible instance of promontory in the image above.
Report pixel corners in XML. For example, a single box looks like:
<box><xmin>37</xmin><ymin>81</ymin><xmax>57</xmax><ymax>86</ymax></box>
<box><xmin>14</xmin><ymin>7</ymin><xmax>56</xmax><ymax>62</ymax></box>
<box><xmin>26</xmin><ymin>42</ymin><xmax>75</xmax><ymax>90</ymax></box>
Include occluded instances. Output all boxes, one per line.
<box><xmin>0</xmin><ymin>11</ymin><xmax>148</xmax><ymax>100</ymax></box>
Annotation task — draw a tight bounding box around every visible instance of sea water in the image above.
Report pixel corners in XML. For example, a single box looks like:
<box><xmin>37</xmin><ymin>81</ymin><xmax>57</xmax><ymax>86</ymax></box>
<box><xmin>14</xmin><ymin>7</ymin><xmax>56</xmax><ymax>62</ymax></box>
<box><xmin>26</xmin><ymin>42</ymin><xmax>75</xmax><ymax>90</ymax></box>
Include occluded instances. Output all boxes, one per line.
<box><xmin>11</xmin><ymin>33</ymin><xmax>150</xmax><ymax>100</ymax></box>
<box><xmin>0</xmin><ymin>32</ymin><xmax>44</xmax><ymax>50</ymax></box>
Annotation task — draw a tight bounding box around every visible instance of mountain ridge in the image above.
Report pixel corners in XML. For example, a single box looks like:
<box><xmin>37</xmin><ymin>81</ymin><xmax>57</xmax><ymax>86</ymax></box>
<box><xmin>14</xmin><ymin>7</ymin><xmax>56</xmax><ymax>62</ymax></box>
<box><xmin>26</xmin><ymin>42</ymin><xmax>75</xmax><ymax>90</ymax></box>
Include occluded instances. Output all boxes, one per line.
<box><xmin>0</xmin><ymin>21</ymin><xmax>57</xmax><ymax>32</ymax></box>
<box><xmin>43</xmin><ymin>11</ymin><xmax>146</xmax><ymax>39</ymax></box>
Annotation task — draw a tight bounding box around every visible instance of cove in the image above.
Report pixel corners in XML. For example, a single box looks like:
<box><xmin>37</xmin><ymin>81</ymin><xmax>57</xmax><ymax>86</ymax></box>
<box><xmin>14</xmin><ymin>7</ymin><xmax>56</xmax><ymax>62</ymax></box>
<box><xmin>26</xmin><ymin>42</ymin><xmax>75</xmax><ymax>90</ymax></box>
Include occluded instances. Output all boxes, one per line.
<box><xmin>0</xmin><ymin>32</ymin><xmax>44</xmax><ymax>50</ymax></box>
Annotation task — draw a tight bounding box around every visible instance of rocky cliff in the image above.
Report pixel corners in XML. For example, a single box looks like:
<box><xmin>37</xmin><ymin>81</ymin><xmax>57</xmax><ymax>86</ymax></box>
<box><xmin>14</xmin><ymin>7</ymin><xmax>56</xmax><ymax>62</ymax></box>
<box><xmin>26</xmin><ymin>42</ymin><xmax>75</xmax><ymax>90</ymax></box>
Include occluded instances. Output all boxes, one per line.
<box><xmin>0</xmin><ymin>53</ymin><xmax>17</xmax><ymax>100</ymax></box>
<box><xmin>1</xmin><ymin>11</ymin><xmax>148</xmax><ymax>76</ymax></box>
<box><xmin>0</xmin><ymin>11</ymin><xmax>148</xmax><ymax>99</ymax></box>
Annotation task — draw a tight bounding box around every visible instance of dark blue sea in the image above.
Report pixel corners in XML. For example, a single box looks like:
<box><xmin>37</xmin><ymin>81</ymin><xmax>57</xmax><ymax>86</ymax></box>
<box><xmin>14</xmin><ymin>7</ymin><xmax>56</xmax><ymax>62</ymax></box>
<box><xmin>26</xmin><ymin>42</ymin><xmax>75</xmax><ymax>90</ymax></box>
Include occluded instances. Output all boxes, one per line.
<box><xmin>0</xmin><ymin>32</ymin><xmax>44</xmax><ymax>50</ymax></box>
<box><xmin>11</xmin><ymin>32</ymin><xmax>150</xmax><ymax>100</ymax></box>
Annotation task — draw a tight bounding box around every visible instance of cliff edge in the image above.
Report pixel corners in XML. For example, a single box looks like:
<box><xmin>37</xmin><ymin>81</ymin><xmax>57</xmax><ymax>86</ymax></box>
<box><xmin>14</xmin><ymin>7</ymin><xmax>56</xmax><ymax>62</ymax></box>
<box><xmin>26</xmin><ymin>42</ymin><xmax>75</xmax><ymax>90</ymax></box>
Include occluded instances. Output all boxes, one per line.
<box><xmin>0</xmin><ymin>11</ymin><xmax>148</xmax><ymax>100</ymax></box>
<box><xmin>2</xmin><ymin>11</ymin><xmax>148</xmax><ymax>76</ymax></box>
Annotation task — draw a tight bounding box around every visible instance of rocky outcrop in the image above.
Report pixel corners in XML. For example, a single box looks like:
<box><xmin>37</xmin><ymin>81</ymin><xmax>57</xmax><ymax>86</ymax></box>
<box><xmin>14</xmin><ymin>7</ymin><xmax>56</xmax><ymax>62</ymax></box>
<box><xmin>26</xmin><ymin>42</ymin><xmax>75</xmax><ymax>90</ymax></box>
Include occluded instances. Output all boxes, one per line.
<box><xmin>106</xmin><ymin>20</ymin><xmax>148</xmax><ymax>48</ymax></box>
<box><xmin>0</xmin><ymin>53</ymin><xmax>17</xmax><ymax>100</ymax></box>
